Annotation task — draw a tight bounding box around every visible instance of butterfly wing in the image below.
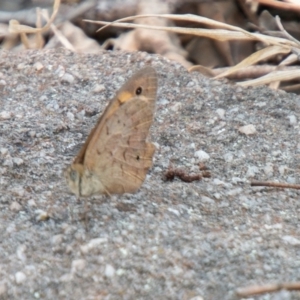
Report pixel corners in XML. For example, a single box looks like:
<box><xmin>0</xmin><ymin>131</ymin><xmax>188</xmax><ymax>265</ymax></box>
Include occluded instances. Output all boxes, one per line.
<box><xmin>82</xmin><ymin>67</ymin><xmax>157</xmax><ymax>194</ymax></box>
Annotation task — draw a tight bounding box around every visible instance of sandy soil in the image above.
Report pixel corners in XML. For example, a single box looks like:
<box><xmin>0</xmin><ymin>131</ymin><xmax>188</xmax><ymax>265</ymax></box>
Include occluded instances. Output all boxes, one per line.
<box><xmin>0</xmin><ymin>48</ymin><xmax>300</xmax><ymax>300</ymax></box>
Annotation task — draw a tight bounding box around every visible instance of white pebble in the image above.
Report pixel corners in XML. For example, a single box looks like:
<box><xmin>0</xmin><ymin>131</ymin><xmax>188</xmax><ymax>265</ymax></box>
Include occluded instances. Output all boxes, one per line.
<box><xmin>15</xmin><ymin>271</ymin><xmax>26</xmax><ymax>284</ymax></box>
<box><xmin>10</xmin><ymin>201</ymin><xmax>22</xmax><ymax>212</ymax></box>
<box><xmin>35</xmin><ymin>210</ymin><xmax>49</xmax><ymax>221</ymax></box>
<box><xmin>34</xmin><ymin>62</ymin><xmax>44</xmax><ymax>71</ymax></box>
<box><xmin>238</xmin><ymin>124</ymin><xmax>257</xmax><ymax>135</ymax></box>
<box><xmin>51</xmin><ymin>234</ymin><xmax>64</xmax><ymax>245</ymax></box>
<box><xmin>287</xmin><ymin>115</ymin><xmax>297</xmax><ymax>126</ymax></box>
<box><xmin>28</xmin><ymin>199</ymin><xmax>36</xmax><ymax>207</ymax></box>
<box><xmin>282</xmin><ymin>235</ymin><xmax>300</xmax><ymax>246</ymax></box>
<box><xmin>216</xmin><ymin>108</ymin><xmax>225</xmax><ymax>119</ymax></box>
<box><xmin>104</xmin><ymin>264</ymin><xmax>115</xmax><ymax>278</ymax></box>
<box><xmin>223</xmin><ymin>153</ymin><xmax>233</xmax><ymax>162</ymax></box>
<box><xmin>61</xmin><ymin>73</ymin><xmax>75</xmax><ymax>84</ymax></box>
<box><xmin>71</xmin><ymin>259</ymin><xmax>86</xmax><ymax>273</ymax></box>
<box><xmin>189</xmin><ymin>297</ymin><xmax>204</xmax><ymax>300</ymax></box>
<box><xmin>264</xmin><ymin>163</ymin><xmax>274</xmax><ymax>177</ymax></box>
<box><xmin>0</xmin><ymin>111</ymin><xmax>12</xmax><ymax>120</ymax></box>
<box><xmin>67</xmin><ymin>112</ymin><xmax>74</xmax><ymax>121</ymax></box>
<box><xmin>13</xmin><ymin>157</ymin><xmax>24</xmax><ymax>166</ymax></box>
<box><xmin>246</xmin><ymin>166</ymin><xmax>259</xmax><ymax>178</ymax></box>
<box><xmin>194</xmin><ymin>150</ymin><xmax>210</xmax><ymax>162</ymax></box>
<box><xmin>80</xmin><ymin>238</ymin><xmax>107</xmax><ymax>254</ymax></box>
<box><xmin>201</xmin><ymin>196</ymin><xmax>214</xmax><ymax>204</ymax></box>
<box><xmin>0</xmin><ymin>148</ymin><xmax>8</xmax><ymax>156</ymax></box>
<box><xmin>167</xmin><ymin>208</ymin><xmax>180</xmax><ymax>216</ymax></box>
<box><xmin>92</xmin><ymin>84</ymin><xmax>105</xmax><ymax>93</ymax></box>
<box><xmin>16</xmin><ymin>245</ymin><xmax>27</xmax><ymax>262</ymax></box>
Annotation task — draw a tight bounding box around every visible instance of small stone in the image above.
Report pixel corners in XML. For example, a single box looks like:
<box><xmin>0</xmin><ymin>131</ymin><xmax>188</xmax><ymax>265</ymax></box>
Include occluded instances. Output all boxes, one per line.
<box><xmin>28</xmin><ymin>199</ymin><xmax>36</xmax><ymax>207</ymax></box>
<box><xmin>28</xmin><ymin>130</ymin><xmax>36</xmax><ymax>138</ymax></box>
<box><xmin>16</xmin><ymin>245</ymin><xmax>27</xmax><ymax>262</ymax></box>
<box><xmin>223</xmin><ymin>153</ymin><xmax>233</xmax><ymax>162</ymax></box>
<box><xmin>0</xmin><ymin>111</ymin><xmax>12</xmax><ymax>120</ymax></box>
<box><xmin>194</xmin><ymin>150</ymin><xmax>210</xmax><ymax>162</ymax></box>
<box><xmin>212</xmin><ymin>178</ymin><xmax>226</xmax><ymax>186</ymax></box>
<box><xmin>51</xmin><ymin>234</ymin><xmax>64</xmax><ymax>245</ymax></box>
<box><xmin>216</xmin><ymin>108</ymin><xmax>225</xmax><ymax>119</ymax></box>
<box><xmin>67</xmin><ymin>112</ymin><xmax>74</xmax><ymax>121</ymax></box>
<box><xmin>15</xmin><ymin>271</ymin><xmax>26</xmax><ymax>284</ymax></box>
<box><xmin>238</xmin><ymin>124</ymin><xmax>257</xmax><ymax>135</ymax></box>
<box><xmin>264</xmin><ymin>163</ymin><xmax>274</xmax><ymax>177</ymax></box>
<box><xmin>13</xmin><ymin>157</ymin><xmax>24</xmax><ymax>166</ymax></box>
<box><xmin>282</xmin><ymin>235</ymin><xmax>300</xmax><ymax>246</ymax></box>
<box><xmin>80</xmin><ymin>238</ymin><xmax>107</xmax><ymax>254</ymax></box>
<box><xmin>0</xmin><ymin>148</ymin><xmax>8</xmax><ymax>156</ymax></box>
<box><xmin>167</xmin><ymin>208</ymin><xmax>180</xmax><ymax>216</ymax></box>
<box><xmin>3</xmin><ymin>157</ymin><xmax>13</xmax><ymax>167</ymax></box>
<box><xmin>59</xmin><ymin>273</ymin><xmax>73</xmax><ymax>282</ymax></box>
<box><xmin>61</xmin><ymin>73</ymin><xmax>75</xmax><ymax>84</ymax></box>
<box><xmin>170</xmin><ymin>102</ymin><xmax>182</xmax><ymax>112</ymax></box>
<box><xmin>279</xmin><ymin>165</ymin><xmax>288</xmax><ymax>176</ymax></box>
<box><xmin>189</xmin><ymin>297</ymin><xmax>204</xmax><ymax>300</ymax></box>
<box><xmin>104</xmin><ymin>264</ymin><xmax>115</xmax><ymax>278</ymax></box>
<box><xmin>35</xmin><ymin>210</ymin><xmax>49</xmax><ymax>221</ymax></box>
<box><xmin>287</xmin><ymin>115</ymin><xmax>297</xmax><ymax>126</ymax></box>
<box><xmin>201</xmin><ymin>196</ymin><xmax>214</xmax><ymax>204</ymax></box>
<box><xmin>158</xmin><ymin>98</ymin><xmax>169</xmax><ymax>105</ymax></box>
<box><xmin>246</xmin><ymin>166</ymin><xmax>259</xmax><ymax>178</ymax></box>
<box><xmin>92</xmin><ymin>84</ymin><xmax>106</xmax><ymax>93</ymax></box>
<box><xmin>34</xmin><ymin>62</ymin><xmax>44</xmax><ymax>71</ymax></box>
<box><xmin>10</xmin><ymin>201</ymin><xmax>22</xmax><ymax>211</ymax></box>
<box><xmin>71</xmin><ymin>259</ymin><xmax>86</xmax><ymax>273</ymax></box>
<box><xmin>0</xmin><ymin>80</ymin><xmax>6</xmax><ymax>86</ymax></box>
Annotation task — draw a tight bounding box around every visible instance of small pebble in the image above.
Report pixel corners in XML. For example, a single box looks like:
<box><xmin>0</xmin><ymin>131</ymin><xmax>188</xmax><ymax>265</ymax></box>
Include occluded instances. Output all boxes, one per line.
<box><xmin>92</xmin><ymin>84</ymin><xmax>106</xmax><ymax>93</ymax></box>
<box><xmin>167</xmin><ymin>208</ymin><xmax>180</xmax><ymax>216</ymax></box>
<box><xmin>287</xmin><ymin>115</ymin><xmax>297</xmax><ymax>126</ymax></box>
<box><xmin>61</xmin><ymin>73</ymin><xmax>75</xmax><ymax>84</ymax></box>
<box><xmin>51</xmin><ymin>234</ymin><xmax>64</xmax><ymax>245</ymax></box>
<box><xmin>0</xmin><ymin>111</ymin><xmax>12</xmax><ymax>120</ymax></box>
<box><xmin>80</xmin><ymin>238</ymin><xmax>107</xmax><ymax>254</ymax></box>
<box><xmin>71</xmin><ymin>259</ymin><xmax>86</xmax><ymax>273</ymax></box>
<box><xmin>10</xmin><ymin>201</ymin><xmax>22</xmax><ymax>212</ymax></box>
<box><xmin>67</xmin><ymin>112</ymin><xmax>75</xmax><ymax>121</ymax></box>
<box><xmin>0</xmin><ymin>148</ymin><xmax>8</xmax><ymax>156</ymax></box>
<box><xmin>238</xmin><ymin>124</ymin><xmax>257</xmax><ymax>135</ymax></box>
<box><xmin>15</xmin><ymin>271</ymin><xmax>26</xmax><ymax>284</ymax></box>
<box><xmin>13</xmin><ymin>157</ymin><xmax>24</xmax><ymax>166</ymax></box>
<box><xmin>194</xmin><ymin>150</ymin><xmax>210</xmax><ymax>162</ymax></box>
<box><xmin>246</xmin><ymin>166</ymin><xmax>259</xmax><ymax>178</ymax></box>
<box><xmin>59</xmin><ymin>273</ymin><xmax>73</xmax><ymax>282</ymax></box>
<box><xmin>282</xmin><ymin>235</ymin><xmax>300</xmax><ymax>246</ymax></box>
<box><xmin>34</xmin><ymin>62</ymin><xmax>44</xmax><ymax>71</ymax></box>
<box><xmin>35</xmin><ymin>210</ymin><xmax>49</xmax><ymax>221</ymax></box>
<box><xmin>16</xmin><ymin>245</ymin><xmax>27</xmax><ymax>262</ymax></box>
<box><xmin>216</xmin><ymin>108</ymin><xmax>225</xmax><ymax>119</ymax></box>
<box><xmin>104</xmin><ymin>264</ymin><xmax>115</xmax><ymax>278</ymax></box>
<box><xmin>264</xmin><ymin>163</ymin><xmax>274</xmax><ymax>177</ymax></box>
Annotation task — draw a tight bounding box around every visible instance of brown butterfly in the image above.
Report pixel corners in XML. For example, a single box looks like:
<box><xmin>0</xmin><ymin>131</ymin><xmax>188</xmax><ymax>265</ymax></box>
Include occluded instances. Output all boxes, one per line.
<box><xmin>65</xmin><ymin>67</ymin><xmax>157</xmax><ymax>197</ymax></box>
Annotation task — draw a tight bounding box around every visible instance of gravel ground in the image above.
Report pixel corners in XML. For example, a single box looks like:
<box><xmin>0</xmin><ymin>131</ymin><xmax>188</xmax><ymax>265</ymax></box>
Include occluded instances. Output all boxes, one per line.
<box><xmin>1</xmin><ymin>48</ymin><xmax>300</xmax><ymax>300</ymax></box>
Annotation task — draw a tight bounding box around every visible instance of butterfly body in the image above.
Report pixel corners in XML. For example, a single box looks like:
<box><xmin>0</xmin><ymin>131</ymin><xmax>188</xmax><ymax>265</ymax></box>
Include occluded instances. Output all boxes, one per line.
<box><xmin>65</xmin><ymin>67</ymin><xmax>157</xmax><ymax>197</ymax></box>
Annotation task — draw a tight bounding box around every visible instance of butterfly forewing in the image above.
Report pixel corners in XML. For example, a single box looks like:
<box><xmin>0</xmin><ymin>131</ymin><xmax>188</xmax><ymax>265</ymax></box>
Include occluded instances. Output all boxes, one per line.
<box><xmin>80</xmin><ymin>67</ymin><xmax>157</xmax><ymax>194</ymax></box>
